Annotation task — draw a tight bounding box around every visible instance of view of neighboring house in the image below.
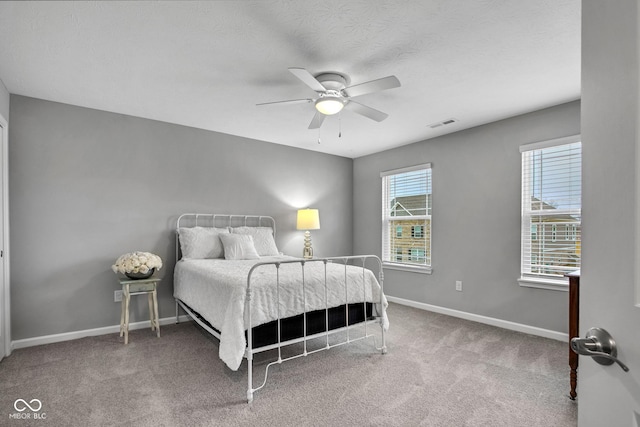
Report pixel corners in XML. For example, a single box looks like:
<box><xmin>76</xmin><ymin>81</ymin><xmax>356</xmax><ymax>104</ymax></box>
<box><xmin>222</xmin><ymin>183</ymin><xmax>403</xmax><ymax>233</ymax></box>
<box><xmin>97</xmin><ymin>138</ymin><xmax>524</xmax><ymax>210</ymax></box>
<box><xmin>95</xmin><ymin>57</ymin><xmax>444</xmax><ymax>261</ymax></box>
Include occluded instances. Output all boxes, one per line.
<box><xmin>388</xmin><ymin>194</ymin><xmax>431</xmax><ymax>265</ymax></box>
<box><xmin>528</xmin><ymin>197</ymin><xmax>581</xmax><ymax>276</ymax></box>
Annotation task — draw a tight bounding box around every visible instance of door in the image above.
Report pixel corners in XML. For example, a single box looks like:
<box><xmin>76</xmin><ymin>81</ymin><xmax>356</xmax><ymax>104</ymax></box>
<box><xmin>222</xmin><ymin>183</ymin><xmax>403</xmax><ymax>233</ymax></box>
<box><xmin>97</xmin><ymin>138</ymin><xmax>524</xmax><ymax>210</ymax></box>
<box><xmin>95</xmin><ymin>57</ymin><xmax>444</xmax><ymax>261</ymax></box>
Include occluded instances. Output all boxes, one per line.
<box><xmin>0</xmin><ymin>119</ymin><xmax>5</xmax><ymax>361</ymax></box>
<box><xmin>579</xmin><ymin>1</ymin><xmax>640</xmax><ymax>425</ymax></box>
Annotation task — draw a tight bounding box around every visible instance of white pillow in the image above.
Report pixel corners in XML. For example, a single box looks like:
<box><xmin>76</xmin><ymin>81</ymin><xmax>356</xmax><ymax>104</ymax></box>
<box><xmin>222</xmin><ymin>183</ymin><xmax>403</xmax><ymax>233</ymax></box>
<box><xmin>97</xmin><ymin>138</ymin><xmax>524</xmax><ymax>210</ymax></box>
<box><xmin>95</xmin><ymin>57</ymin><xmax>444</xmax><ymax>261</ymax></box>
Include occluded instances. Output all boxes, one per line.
<box><xmin>231</xmin><ymin>226</ymin><xmax>279</xmax><ymax>256</ymax></box>
<box><xmin>178</xmin><ymin>227</ymin><xmax>229</xmax><ymax>259</ymax></box>
<box><xmin>219</xmin><ymin>234</ymin><xmax>260</xmax><ymax>260</ymax></box>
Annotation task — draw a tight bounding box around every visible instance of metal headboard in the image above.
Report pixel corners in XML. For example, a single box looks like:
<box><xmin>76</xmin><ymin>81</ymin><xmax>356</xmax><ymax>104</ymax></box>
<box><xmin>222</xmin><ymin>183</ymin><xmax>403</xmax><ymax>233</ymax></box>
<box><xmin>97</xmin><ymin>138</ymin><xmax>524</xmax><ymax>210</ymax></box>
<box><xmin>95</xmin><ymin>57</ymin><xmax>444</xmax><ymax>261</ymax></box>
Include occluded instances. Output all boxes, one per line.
<box><xmin>175</xmin><ymin>213</ymin><xmax>276</xmax><ymax>262</ymax></box>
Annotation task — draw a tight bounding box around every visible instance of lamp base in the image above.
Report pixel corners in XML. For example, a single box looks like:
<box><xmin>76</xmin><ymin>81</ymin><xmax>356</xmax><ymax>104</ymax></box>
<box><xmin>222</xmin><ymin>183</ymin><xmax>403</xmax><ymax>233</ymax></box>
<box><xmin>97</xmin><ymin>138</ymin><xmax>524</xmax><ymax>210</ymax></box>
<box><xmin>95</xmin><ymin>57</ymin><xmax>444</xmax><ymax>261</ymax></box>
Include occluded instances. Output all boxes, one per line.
<box><xmin>302</xmin><ymin>230</ymin><xmax>314</xmax><ymax>259</ymax></box>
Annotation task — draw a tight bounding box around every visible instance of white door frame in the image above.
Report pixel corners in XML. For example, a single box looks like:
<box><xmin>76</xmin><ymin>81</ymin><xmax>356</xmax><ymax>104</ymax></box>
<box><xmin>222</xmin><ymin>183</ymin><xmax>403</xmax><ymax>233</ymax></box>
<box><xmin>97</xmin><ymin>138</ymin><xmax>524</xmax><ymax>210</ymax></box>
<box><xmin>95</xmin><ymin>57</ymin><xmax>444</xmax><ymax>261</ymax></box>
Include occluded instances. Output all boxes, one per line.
<box><xmin>0</xmin><ymin>115</ymin><xmax>9</xmax><ymax>358</ymax></box>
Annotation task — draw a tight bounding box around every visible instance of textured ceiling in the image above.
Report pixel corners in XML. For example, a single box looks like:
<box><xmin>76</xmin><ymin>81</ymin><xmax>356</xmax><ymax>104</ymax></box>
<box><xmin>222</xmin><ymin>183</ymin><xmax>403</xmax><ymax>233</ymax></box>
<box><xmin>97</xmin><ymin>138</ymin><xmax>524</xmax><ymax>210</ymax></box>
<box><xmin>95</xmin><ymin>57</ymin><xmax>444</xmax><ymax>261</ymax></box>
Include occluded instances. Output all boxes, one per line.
<box><xmin>0</xmin><ymin>1</ymin><xmax>581</xmax><ymax>158</ymax></box>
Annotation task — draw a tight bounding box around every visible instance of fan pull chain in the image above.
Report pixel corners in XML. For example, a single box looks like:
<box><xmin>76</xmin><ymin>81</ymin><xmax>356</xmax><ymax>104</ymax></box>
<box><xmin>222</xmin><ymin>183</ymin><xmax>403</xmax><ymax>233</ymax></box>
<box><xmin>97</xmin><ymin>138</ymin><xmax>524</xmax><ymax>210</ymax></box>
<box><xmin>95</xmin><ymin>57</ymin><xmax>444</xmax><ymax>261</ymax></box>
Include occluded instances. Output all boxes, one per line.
<box><xmin>318</xmin><ymin>128</ymin><xmax>321</xmax><ymax>144</ymax></box>
<box><xmin>339</xmin><ymin>114</ymin><xmax>342</xmax><ymax>138</ymax></box>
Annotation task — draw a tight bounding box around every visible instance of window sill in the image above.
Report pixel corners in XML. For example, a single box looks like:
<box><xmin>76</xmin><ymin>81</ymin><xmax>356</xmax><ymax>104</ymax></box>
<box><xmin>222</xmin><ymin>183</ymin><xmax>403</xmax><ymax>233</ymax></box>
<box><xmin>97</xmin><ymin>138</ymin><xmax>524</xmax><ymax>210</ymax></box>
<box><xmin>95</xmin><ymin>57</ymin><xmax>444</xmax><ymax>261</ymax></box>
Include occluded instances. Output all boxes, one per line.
<box><xmin>518</xmin><ymin>276</ymin><xmax>568</xmax><ymax>292</ymax></box>
<box><xmin>383</xmin><ymin>262</ymin><xmax>432</xmax><ymax>274</ymax></box>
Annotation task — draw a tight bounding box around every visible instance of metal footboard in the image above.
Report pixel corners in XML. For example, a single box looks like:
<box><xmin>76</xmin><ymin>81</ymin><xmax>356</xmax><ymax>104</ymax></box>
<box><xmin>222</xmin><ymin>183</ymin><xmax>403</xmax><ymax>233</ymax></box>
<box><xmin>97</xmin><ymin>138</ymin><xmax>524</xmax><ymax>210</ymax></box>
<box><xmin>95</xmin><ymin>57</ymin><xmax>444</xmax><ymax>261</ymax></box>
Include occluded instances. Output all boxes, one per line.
<box><xmin>244</xmin><ymin>255</ymin><xmax>387</xmax><ymax>403</ymax></box>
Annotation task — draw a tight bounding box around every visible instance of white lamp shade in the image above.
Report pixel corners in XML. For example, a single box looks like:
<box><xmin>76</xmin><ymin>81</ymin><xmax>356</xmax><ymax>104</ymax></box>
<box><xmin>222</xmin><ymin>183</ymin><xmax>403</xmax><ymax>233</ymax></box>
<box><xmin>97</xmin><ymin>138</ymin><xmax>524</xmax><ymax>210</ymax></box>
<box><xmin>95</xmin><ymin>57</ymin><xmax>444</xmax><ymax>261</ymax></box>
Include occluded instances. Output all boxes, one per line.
<box><xmin>297</xmin><ymin>209</ymin><xmax>320</xmax><ymax>230</ymax></box>
<box><xmin>315</xmin><ymin>97</ymin><xmax>344</xmax><ymax>115</ymax></box>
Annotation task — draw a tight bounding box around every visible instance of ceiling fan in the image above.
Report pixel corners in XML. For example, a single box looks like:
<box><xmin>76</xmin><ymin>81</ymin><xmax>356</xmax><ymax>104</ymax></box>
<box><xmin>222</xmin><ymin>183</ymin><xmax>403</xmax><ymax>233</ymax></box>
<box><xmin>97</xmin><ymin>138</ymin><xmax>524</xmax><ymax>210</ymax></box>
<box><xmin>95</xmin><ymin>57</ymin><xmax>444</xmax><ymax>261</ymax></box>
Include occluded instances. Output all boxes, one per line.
<box><xmin>257</xmin><ymin>67</ymin><xmax>401</xmax><ymax>129</ymax></box>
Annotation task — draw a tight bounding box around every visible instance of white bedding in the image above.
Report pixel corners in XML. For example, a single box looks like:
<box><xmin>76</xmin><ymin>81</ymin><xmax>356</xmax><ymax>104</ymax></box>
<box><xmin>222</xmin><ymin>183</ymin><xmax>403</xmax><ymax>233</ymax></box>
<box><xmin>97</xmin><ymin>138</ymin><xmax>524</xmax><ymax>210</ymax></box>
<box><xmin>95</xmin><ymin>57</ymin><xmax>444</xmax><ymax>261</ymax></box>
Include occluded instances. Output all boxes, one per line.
<box><xmin>174</xmin><ymin>255</ymin><xmax>389</xmax><ymax>370</ymax></box>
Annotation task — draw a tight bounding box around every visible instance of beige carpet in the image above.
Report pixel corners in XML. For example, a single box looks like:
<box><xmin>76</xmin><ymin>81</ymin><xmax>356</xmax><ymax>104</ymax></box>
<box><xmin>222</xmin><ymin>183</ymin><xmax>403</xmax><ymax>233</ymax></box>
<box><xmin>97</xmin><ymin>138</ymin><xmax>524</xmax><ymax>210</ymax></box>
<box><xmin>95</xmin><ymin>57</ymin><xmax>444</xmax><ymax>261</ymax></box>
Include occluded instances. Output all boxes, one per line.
<box><xmin>0</xmin><ymin>303</ymin><xmax>577</xmax><ymax>426</ymax></box>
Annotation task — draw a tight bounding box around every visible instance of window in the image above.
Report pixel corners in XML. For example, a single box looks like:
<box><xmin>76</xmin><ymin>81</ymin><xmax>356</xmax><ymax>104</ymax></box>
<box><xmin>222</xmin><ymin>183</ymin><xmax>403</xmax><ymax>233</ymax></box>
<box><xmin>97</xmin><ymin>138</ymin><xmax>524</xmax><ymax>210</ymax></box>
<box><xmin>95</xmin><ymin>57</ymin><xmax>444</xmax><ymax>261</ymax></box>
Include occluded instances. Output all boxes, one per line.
<box><xmin>520</xmin><ymin>136</ymin><xmax>581</xmax><ymax>288</ymax></box>
<box><xmin>409</xmin><ymin>248</ymin><xmax>426</xmax><ymax>262</ymax></box>
<box><xmin>396</xmin><ymin>226</ymin><xmax>403</xmax><ymax>238</ymax></box>
<box><xmin>381</xmin><ymin>163</ymin><xmax>432</xmax><ymax>272</ymax></box>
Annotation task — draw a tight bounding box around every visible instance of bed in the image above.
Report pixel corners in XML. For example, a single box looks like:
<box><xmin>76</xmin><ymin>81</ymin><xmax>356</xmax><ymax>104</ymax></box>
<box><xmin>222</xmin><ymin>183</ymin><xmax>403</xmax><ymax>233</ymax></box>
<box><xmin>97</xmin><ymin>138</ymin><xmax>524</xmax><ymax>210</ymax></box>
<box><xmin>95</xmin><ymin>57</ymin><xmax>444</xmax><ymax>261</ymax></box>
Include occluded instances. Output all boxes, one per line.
<box><xmin>173</xmin><ymin>213</ymin><xmax>388</xmax><ymax>402</ymax></box>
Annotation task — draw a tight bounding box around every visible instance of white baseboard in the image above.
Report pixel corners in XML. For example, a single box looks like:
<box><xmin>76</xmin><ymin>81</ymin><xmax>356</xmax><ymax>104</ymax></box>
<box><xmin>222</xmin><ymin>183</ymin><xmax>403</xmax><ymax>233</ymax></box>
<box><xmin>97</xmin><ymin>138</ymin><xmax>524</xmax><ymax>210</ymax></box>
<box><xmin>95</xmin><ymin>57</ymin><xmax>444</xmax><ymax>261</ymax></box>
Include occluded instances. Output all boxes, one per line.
<box><xmin>11</xmin><ymin>298</ymin><xmax>568</xmax><ymax>351</ymax></box>
<box><xmin>11</xmin><ymin>315</ymin><xmax>192</xmax><ymax>351</ymax></box>
<box><xmin>386</xmin><ymin>296</ymin><xmax>568</xmax><ymax>342</ymax></box>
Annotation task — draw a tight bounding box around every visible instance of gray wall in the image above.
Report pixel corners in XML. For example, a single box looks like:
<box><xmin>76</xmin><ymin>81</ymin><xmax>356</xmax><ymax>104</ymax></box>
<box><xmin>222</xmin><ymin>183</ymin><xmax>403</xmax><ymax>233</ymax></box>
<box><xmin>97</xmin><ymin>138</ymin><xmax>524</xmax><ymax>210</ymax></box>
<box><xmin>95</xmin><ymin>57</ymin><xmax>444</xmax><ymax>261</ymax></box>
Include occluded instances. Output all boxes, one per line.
<box><xmin>8</xmin><ymin>92</ymin><xmax>580</xmax><ymax>340</ymax></box>
<box><xmin>354</xmin><ymin>100</ymin><xmax>580</xmax><ymax>333</ymax></box>
<box><xmin>9</xmin><ymin>95</ymin><xmax>353</xmax><ymax>340</ymax></box>
<box><xmin>0</xmin><ymin>80</ymin><xmax>9</xmax><ymax>121</ymax></box>
<box><xmin>0</xmin><ymin>79</ymin><xmax>8</xmax><ymax>120</ymax></box>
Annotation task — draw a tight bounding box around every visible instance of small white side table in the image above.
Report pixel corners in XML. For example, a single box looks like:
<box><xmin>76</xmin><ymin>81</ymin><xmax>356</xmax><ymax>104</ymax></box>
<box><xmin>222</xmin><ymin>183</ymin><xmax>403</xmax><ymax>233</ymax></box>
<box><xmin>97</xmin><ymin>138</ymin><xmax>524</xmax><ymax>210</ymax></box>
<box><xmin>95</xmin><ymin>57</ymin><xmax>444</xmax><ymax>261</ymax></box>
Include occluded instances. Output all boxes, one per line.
<box><xmin>119</xmin><ymin>277</ymin><xmax>161</xmax><ymax>344</ymax></box>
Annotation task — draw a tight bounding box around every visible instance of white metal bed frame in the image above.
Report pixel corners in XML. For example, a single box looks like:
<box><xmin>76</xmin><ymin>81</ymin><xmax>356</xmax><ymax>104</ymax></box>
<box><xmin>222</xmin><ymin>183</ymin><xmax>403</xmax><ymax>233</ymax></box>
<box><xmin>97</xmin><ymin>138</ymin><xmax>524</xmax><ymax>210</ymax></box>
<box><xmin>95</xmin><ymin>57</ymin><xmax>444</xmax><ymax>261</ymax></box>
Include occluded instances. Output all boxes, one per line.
<box><xmin>174</xmin><ymin>213</ymin><xmax>387</xmax><ymax>403</ymax></box>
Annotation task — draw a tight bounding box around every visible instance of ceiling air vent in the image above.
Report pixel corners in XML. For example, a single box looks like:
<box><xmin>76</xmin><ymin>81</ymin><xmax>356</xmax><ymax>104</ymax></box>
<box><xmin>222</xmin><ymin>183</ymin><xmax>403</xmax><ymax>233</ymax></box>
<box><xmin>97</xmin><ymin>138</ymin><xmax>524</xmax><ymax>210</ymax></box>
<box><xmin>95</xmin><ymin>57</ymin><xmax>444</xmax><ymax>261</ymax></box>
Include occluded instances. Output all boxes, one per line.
<box><xmin>428</xmin><ymin>118</ymin><xmax>458</xmax><ymax>129</ymax></box>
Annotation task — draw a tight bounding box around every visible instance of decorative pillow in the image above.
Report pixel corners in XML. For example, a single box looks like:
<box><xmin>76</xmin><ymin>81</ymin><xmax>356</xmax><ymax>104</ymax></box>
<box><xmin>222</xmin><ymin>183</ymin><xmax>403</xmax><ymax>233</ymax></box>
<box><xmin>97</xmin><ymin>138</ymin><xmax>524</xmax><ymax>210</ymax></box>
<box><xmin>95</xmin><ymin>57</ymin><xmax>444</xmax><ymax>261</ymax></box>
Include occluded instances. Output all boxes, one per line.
<box><xmin>178</xmin><ymin>227</ymin><xmax>229</xmax><ymax>259</ymax></box>
<box><xmin>219</xmin><ymin>234</ymin><xmax>260</xmax><ymax>260</ymax></box>
<box><xmin>231</xmin><ymin>226</ymin><xmax>279</xmax><ymax>256</ymax></box>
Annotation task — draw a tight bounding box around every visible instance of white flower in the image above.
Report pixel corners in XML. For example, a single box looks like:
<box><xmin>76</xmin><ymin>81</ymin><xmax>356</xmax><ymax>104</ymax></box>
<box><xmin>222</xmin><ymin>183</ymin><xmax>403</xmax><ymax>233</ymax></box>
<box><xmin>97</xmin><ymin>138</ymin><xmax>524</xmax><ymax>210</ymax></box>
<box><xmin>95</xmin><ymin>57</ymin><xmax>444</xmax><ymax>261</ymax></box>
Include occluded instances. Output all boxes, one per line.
<box><xmin>112</xmin><ymin>251</ymin><xmax>163</xmax><ymax>275</ymax></box>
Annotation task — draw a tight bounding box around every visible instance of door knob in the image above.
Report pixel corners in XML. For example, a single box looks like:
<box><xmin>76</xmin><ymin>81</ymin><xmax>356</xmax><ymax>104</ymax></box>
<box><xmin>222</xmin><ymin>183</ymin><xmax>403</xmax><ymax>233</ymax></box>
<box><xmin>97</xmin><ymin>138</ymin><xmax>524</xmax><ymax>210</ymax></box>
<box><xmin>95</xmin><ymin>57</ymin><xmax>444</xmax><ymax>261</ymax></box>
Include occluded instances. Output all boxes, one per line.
<box><xmin>570</xmin><ymin>327</ymin><xmax>629</xmax><ymax>372</ymax></box>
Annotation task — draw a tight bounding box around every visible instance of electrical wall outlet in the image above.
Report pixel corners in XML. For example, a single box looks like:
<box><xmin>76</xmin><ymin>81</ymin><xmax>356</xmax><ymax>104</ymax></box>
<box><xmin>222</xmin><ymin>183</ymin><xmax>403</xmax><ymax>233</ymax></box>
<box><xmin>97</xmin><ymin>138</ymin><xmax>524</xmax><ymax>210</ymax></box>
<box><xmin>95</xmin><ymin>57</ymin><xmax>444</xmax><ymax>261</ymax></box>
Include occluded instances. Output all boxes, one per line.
<box><xmin>114</xmin><ymin>290</ymin><xmax>123</xmax><ymax>302</ymax></box>
<box><xmin>455</xmin><ymin>280</ymin><xmax>463</xmax><ymax>292</ymax></box>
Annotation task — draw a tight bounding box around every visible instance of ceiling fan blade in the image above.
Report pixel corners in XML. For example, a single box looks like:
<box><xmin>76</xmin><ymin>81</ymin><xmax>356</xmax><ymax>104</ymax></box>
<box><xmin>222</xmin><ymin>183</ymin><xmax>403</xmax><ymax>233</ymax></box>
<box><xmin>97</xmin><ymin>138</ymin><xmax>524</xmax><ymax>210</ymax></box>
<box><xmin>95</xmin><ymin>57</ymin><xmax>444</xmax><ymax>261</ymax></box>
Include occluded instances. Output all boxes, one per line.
<box><xmin>344</xmin><ymin>100</ymin><xmax>389</xmax><ymax>122</ymax></box>
<box><xmin>308</xmin><ymin>111</ymin><xmax>326</xmax><ymax>129</ymax></box>
<box><xmin>343</xmin><ymin>75</ymin><xmax>401</xmax><ymax>98</ymax></box>
<box><xmin>256</xmin><ymin>98</ymin><xmax>313</xmax><ymax>106</ymax></box>
<box><xmin>289</xmin><ymin>67</ymin><xmax>327</xmax><ymax>93</ymax></box>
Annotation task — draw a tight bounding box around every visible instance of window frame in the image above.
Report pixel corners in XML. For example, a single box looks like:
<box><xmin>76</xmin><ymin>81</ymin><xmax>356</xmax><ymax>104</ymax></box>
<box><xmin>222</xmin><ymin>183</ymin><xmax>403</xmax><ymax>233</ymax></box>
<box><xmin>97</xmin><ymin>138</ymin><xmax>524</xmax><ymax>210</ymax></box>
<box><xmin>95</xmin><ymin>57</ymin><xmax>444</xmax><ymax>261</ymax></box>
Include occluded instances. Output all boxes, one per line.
<box><xmin>381</xmin><ymin>163</ymin><xmax>432</xmax><ymax>274</ymax></box>
<box><xmin>518</xmin><ymin>135</ymin><xmax>581</xmax><ymax>291</ymax></box>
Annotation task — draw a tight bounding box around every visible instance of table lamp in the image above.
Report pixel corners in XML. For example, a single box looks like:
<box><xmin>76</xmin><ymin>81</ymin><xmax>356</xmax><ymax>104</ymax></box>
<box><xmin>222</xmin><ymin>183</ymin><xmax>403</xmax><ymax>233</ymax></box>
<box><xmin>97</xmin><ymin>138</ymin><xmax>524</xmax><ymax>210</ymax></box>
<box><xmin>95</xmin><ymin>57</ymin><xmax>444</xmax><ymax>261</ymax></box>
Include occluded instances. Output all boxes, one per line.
<box><xmin>296</xmin><ymin>208</ymin><xmax>320</xmax><ymax>259</ymax></box>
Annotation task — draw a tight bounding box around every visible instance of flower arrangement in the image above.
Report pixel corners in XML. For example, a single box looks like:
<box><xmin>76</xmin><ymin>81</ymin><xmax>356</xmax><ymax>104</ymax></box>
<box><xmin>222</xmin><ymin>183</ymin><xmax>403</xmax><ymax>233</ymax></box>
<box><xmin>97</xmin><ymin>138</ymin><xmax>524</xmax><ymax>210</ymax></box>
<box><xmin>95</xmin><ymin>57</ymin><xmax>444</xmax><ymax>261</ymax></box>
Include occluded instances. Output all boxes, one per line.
<box><xmin>112</xmin><ymin>251</ymin><xmax>163</xmax><ymax>276</ymax></box>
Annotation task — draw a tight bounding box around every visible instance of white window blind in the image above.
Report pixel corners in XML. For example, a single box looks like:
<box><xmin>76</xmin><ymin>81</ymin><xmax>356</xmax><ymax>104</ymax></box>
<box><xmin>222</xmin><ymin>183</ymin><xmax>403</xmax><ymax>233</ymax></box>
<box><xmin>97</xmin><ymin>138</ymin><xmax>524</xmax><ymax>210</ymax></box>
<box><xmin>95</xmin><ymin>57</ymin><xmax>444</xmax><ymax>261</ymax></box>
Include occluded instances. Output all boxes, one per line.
<box><xmin>381</xmin><ymin>164</ymin><xmax>432</xmax><ymax>271</ymax></box>
<box><xmin>521</xmin><ymin>137</ymin><xmax>581</xmax><ymax>281</ymax></box>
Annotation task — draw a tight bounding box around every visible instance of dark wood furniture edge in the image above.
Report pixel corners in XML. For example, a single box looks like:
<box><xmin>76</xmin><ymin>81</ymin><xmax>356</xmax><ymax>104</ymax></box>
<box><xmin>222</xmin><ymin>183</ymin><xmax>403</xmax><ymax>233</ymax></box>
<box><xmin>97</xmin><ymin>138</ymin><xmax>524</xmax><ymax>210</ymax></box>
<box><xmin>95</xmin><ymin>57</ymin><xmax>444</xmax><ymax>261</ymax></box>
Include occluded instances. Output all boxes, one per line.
<box><xmin>566</xmin><ymin>269</ymin><xmax>580</xmax><ymax>400</ymax></box>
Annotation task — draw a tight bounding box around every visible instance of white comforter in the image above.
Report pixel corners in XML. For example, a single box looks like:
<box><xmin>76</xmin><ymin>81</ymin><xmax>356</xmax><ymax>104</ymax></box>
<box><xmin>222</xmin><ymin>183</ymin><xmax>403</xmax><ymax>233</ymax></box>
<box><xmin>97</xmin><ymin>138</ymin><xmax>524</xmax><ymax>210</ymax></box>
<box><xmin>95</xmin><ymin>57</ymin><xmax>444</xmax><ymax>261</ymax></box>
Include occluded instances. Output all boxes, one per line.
<box><xmin>174</xmin><ymin>256</ymin><xmax>389</xmax><ymax>370</ymax></box>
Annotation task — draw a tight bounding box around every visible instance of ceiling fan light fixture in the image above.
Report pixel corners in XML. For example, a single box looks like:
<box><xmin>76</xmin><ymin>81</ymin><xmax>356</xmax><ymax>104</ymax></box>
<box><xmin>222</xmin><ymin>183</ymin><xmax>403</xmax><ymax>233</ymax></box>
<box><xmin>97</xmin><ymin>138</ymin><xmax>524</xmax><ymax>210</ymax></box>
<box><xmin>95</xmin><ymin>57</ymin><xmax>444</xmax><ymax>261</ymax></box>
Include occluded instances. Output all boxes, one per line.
<box><xmin>315</xmin><ymin>96</ymin><xmax>344</xmax><ymax>115</ymax></box>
